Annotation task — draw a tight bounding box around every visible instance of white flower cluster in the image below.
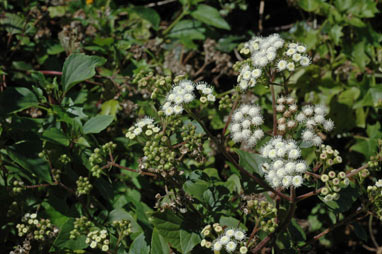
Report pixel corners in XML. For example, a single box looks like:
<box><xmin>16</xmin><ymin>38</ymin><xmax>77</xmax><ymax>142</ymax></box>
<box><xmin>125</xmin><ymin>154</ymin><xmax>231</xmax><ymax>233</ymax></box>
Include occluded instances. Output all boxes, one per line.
<box><xmin>161</xmin><ymin>80</ymin><xmax>215</xmax><ymax>116</ymax></box>
<box><xmin>229</xmin><ymin>104</ymin><xmax>265</xmax><ymax>147</ymax></box>
<box><xmin>237</xmin><ymin>64</ymin><xmax>262</xmax><ymax>90</ymax></box>
<box><xmin>201</xmin><ymin>226</ymin><xmax>248</xmax><ymax>253</ymax></box>
<box><xmin>276</xmin><ymin>42</ymin><xmax>310</xmax><ymax>72</ymax></box>
<box><xmin>126</xmin><ymin>117</ymin><xmax>161</xmax><ymax>139</ymax></box>
<box><xmin>261</xmin><ymin>137</ymin><xmax>307</xmax><ymax>188</ymax></box>
<box><xmin>250</xmin><ymin>34</ymin><xmax>284</xmax><ymax>67</ymax></box>
<box><xmin>86</xmin><ymin>229</ymin><xmax>109</xmax><ymax>252</ymax></box>
<box><xmin>297</xmin><ymin>105</ymin><xmax>334</xmax><ymax>146</ymax></box>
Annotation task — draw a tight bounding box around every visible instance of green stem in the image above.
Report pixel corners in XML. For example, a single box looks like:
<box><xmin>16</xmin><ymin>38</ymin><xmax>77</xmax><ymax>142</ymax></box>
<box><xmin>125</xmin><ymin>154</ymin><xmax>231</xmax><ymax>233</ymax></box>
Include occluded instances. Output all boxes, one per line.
<box><xmin>162</xmin><ymin>7</ymin><xmax>188</xmax><ymax>35</ymax></box>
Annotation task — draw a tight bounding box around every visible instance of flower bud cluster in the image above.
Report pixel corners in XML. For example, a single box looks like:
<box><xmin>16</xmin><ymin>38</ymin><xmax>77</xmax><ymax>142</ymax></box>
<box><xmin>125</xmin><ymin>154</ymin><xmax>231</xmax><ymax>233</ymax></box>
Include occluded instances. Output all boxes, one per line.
<box><xmin>368</xmin><ymin>143</ymin><xmax>382</xmax><ymax>170</ymax></box>
<box><xmin>261</xmin><ymin>137</ymin><xmax>307</xmax><ymax>188</ymax></box>
<box><xmin>367</xmin><ymin>179</ymin><xmax>382</xmax><ymax>220</ymax></box>
<box><xmin>317</xmin><ymin>145</ymin><xmax>342</xmax><ymax>168</ymax></box>
<box><xmin>297</xmin><ymin>105</ymin><xmax>334</xmax><ymax>146</ymax></box>
<box><xmin>219</xmin><ymin>93</ymin><xmax>239</xmax><ymax>111</ymax></box>
<box><xmin>89</xmin><ymin>142</ymin><xmax>117</xmax><ymax>177</ymax></box>
<box><xmin>229</xmin><ymin>104</ymin><xmax>264</xmax><ymax>148</ymax></box>
<box><xmin>132</xmin><ymin>70</ymin><xmax>171</xmax><ymax>91</ymax></box>
<box><xmin>200</xmin><ymin>224</ymin><xmax>248</xmax><ymax>254</ymax></box>
<box><xmin>12</xmin><ymin>179</ymin><xmax>24</xmax><ymax>193</ymax></box>
<box><xmin>52</xmin><ymin>168</ymin><xmax>61</xmax><ymax>181</ymax></box>
<box><xmin>369</xmin><ymin>155</ymin><xmax>382</xmax><ymax>170</ymax></box>
<box><xmin>246</xmin><ymin>199</ymin><xmax>277</xmax><ymax>233</ymax></box>
<box><xmin>16</xmin><ymin>213</ymin><xmax>58</xmax><ymax>241</ymax></box>
<box><xmin>141</xmin><ymin>134</ymin><xmax>176</xmax><ymax>175</ymax></box>
<box><xmin>275</xmin><ymin>96</ymin><xmax>298</xmax><ymax>134</ymax></box>
<box><xmin>69</xmin><ymin>216</ymin><xmax>95</xmax><ymax>239</ymax></box>
<box><xmin>86</xmin><ymin>229</ymin><xmax>110</xmax><ymax>252</ymax></box>
<box><xmin>59</xmin><ymin>154</ymin><xmax>71</xmax><ymax>165</ymax></box>
<box><xmin>161</xmin><ymin>80</ymin><xmax>215</xmax><ymax>116</ymax></box>
<box><xmin>76</xmin><ymin>176</ymin><xmax>92</xmax><ymax>196</ymax></box>
<box><xmin>112</xmin><ymin>219</ymin><xmax>132</xmax><ymax>237</ymax></box>
<box><xmin>358</xmin><ymin>168</ymin><xmax>370</xmax><ymax>181</ymax></box>
<box><xmin>180</xmin><ymin>124</ymin><xmax>204</xmax><ymax>160</ymax></box>
<box><xmin>276</xmin><ymin>42</ymin><xmax>310</xmax><ymax>72</ymax></box>
<box><xmin>320</xmin><ymin>171</ymin><xmax>349</xmax><ymax>202</ymax></box>
<box><xmin>126</xmin><ymin>117</ymin><xmax>161</xmax><ymax>140</ymax></box>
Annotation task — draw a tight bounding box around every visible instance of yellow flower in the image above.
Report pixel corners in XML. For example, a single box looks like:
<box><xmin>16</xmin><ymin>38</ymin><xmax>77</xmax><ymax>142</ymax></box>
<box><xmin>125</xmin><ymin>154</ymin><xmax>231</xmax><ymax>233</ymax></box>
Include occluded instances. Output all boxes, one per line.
<box><xmin>86</xmin><ymin>0</ymin><xmax>94</xmax><ymax>5</ymax></box>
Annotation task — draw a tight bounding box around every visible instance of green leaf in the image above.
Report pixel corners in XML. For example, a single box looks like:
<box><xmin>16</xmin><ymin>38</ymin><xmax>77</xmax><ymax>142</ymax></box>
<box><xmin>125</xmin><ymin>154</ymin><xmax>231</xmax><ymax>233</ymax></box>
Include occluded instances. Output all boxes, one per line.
<box><xmin>42</xmin><ymin>127</ymin><xmax>70</xmax><ymax>146</ymax></box>
<box><xmin>180</xmin><ymin>230</ymin><xmax>200</xmax><ymax>253</ymax></box>
<box><xmin>168</xmin><ymin>19</ymin><xmax>206</xmax><ymax>40</ymax></box>
<box><xmin>191</xmin><ymin>4</ymin><xmax>230</xmax><ymax>30</ymax></box>
<box><xmin>100</xmin><ymin>99</ymin><xmax>120</xmax><ymax>118</ymax></box>
<box><xmin>0</xmin><ymin>13</ymin><xmax>24</xmax><ymax>35</ymax></box>
<box><xmin>183</xmin><ymin>180</ymin><xmax>209</xmax><ymax>202</ymax></box>
<box><xmin>130</xmin><ymin>6</ymin><xmax>161</xmax><ymax>30</ymax></box>
<box><xmin>329</xmin><ymin>25</ymin><xmax>343</xmax><ymax>45</ymax></box>
<box><xmin>151</xmin><ymin>211</ymin><xmax>200</xmax><ymax>253</ymax></box>
<box><xmin>226</xmin><ymin>174</ymin><xmax>242</xmax><ymax>193</ymax></box>
<box><xmin>297</xmin><ymin>0</ymin><xmax>320</xmax><ymax>12</ymax></box>
<box><xmin>235</xmin><ymin>149</ymin><xmax>265</xmax><ymax>176</ymax></box>
<box><xmin>53</xmin><ymin>218</ymin><xmax>88</xmax><ymax>250</ymax></box>
<box><xmin>129</xmin><ymin>233</ymin><xmax>150</xmax><ymax>254</ymax></box>
<box><xmin>83</xmin><ymin>115</ymin><xmax>113</xmax><ymax>134</ymax></box>
<box><xmin>151</xmin><ymin>228</ymin><xmax>170</xmax><ymax>254</ymax></box>
<box><xmin>288</xmin><ymin>219</ymin><xmax>306</xmax><ymax>242</ymax></box>
<box><xmin>0</xmin><ymin>87</ymin><xmax>39</xmax><ymax>115</ymax></box>
<box><xmin>61</xmin><ymin>53</ymin><xmax>106</xmax><ymax>94</ymax></box>
<box><xmin>352</xmin><ymin>222</ymin><xmax>368</xmax><ymax>241</ymax></box>
<box><xmin>352</xmin><ymin>41</ymin><xmax>369</xmax><ymax>70</ymax></box>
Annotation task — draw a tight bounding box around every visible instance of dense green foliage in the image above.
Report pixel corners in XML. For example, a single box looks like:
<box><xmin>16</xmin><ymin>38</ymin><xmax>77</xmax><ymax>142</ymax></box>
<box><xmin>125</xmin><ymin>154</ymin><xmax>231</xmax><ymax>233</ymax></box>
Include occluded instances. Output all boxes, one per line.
<box><xmin>1</xmin><ymin>0</ymin><xmax>382</xmax><ymax>253</ymax></box>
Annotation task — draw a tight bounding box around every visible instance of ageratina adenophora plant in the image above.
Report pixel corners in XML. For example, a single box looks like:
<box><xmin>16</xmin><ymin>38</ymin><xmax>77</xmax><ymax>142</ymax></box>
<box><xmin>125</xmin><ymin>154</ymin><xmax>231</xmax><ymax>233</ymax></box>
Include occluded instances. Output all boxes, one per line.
<box><xmin>5</xmin><ymin>32</ymin><xmax>382</xmax><ymax>254</ymax></box>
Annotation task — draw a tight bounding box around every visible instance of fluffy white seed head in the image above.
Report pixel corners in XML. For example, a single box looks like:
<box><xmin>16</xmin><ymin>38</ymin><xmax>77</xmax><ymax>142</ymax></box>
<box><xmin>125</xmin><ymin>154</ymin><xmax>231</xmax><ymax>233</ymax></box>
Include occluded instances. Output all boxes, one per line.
<box><xmin>296</xmin><ymin>162</ymin><xmax>307</xmax><ymax>173</ymax></box>
<box><xmin>242</xmin><ymin>119</ymin><xmax>251</xmax><ymax>129</ymax></box>
<box><xmin>253</xmin><ymin>129</ymin><xmax>264</xmax><ymax>140</ymax></box>
<box><xmin>252</xmin><ymin>116</ymin><xmax>264</xmax><ymax>126</ymax></box>
<box><xmin>302</xmin><ymin>106</ymin><xmax>314</xmax><ymax>116</ymax></box>
<box><xmin>282</xmin><ymin>176</ymin><xmax>292</xmax><ymax>188</ymax></box>
<box><xmin>286</xmin><ymin>62</ymin><xmax>295</xmax><ymax>71</ymax></box>
<box><xmin>302</xmin><ymin>129</ymin><xmax>314</xmax><ymax>141</ymax></box>
<box><xmin>323</xmin><ymin>119</ymin><xmax>334</xmax><ymax>131</ymax></box>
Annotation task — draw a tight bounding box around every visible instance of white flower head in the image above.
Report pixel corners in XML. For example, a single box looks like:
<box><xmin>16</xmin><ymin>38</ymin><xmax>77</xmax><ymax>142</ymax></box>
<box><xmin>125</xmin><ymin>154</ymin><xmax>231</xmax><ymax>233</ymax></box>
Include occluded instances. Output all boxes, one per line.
<box><xmin>213</xmin><ymin>241</ymin><xmax>223</xmax><ymax>251</ymax></box>
<box><xmin>207</xmin><ymin>94</ymin><xmax>216</xmax><ymax>102</ymax></box>
<box><xmin>314</xmin><ymin>105</ymin><xmax>327</xmax><ymax>115</ymax></box>
<box><xmin>323</xmin><ymin>119</ymin><xmax>334</xmax><ymax>131</ymax></box>
<box><xmin>302</xmin><ymin>105</ymin><xmax>314</xmax><ymax>116</ymax></box>
<box><xmin>300</xmin><ymin>56</ymin><xmax>311</xmax><ymax>66</ymax></box>
<box><xmin>282</xmin><ymin>176</ymin><xmax>292</xmax><ymax>188</ymax></box>
<box><xmin>242</xmin><ymin>119</ymin><xmax>251</xmax><ymax>129</ymax></box>
<box><xmin>292</xmin><ymin>53</ymin><xmax>302</xmax><ymax>62</ymax></box>
<box><xmin>239</xmin><ymin>80</ymin><xmax>249</xmax><ymax>90</ymax></box>
<box><xmin>277</xmin><ymin>60</ymin><xmax>287</xmax><ymax>71</ymax></box>
<box><xmin>226</xmin><ymin>241</ymin><xmax>237</xmax><ymax>252</ymax></box>
<box><xmin>286</xmin><ymin>48</ymin><xmax>296</xmax><ymax>56</ymax></box>
<box><xmin>251</xmin><ymin>69</ymin><xmax>262</xmax><ymax>78</ymax></box>
<box><xmin>240</xmin><ymin>105</ymin><xmax>250</xmax><ymax>114</ymax></box>
<box><xmin>219</xmin><ymin>235</ymin><xmax>230</xmax><ymax>245</ymax></box>
<box><xmin>296</xmin><ymin>45</ymin><xmax>306</xmax><ymax>53</ymax></box>
<box><xmin>183</xmin><ymin>93</ymin><xmax>195</xmax><ymax>103</ymax></box>
<box><xmin>252</xmin><ymin>116</ymin><xmax>264</xmax><ymax>126</ymax></box>
<box><xmin>292</xmin><ymin>175</ymin><xmax>303</xmax><ymax>187</ymax></box>
<box><xmin>231</xmin><ymin>123</ymin><xmax>241</xmax><ymax>133</ymax></box>
<box><xmin>302</xmin><ymin>129</ymin><xmax>314</xmax><ymax>141</ymax></box>
<box><xmin>173</xmin><ymin>105</ymin><xmax>184</xmax><ymax>114</ymax></box>
<box><xmin>295</xmin><ymin>161</ymin><xmax>307</xmax><ymax>173</ymax></box>
<box><xmin>286</xmin><ymin>62</ymin><xmax>295</xmax><ymax>71</ymax></box>
<box><xmin>234</xmin><ymin>230</ymin><xmax>245</xmax><ymax>241</ymax></box>
<box><xmin>233</xmin><ymin>111</ymin><xmax>244</xmax><ymax>122</ymax></box>
<box><xmin>253</xmin><ymin>129</ymin><xmax>264</xmax><ymax>140</ymax></box>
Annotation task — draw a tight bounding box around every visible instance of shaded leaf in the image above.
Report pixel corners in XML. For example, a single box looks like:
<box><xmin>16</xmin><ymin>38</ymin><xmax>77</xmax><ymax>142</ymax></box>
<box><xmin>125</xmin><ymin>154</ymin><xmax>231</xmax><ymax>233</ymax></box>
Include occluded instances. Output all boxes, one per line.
<box><xmin>83</xmin><ymin>115</ymin><xmax>113</xmax><ymax>134</ymax></box>
<box><xmin>191</xmin><ymin>4</ymin><xmax>230</xmax><ymax>30</ymax></box>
